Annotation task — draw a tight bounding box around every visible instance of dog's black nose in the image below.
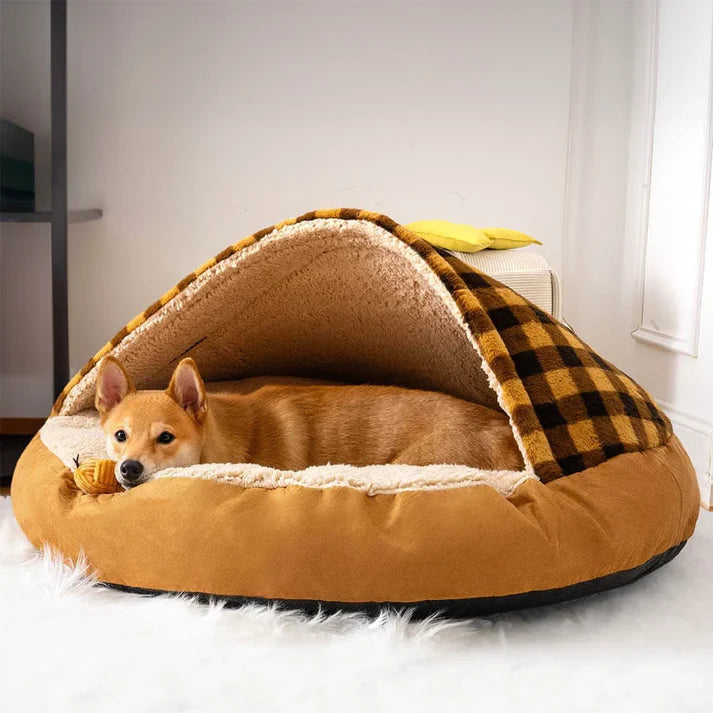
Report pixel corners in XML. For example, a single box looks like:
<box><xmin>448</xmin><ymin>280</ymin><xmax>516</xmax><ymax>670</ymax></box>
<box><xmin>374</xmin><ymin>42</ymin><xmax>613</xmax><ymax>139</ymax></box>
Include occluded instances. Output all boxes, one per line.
<box><xmin>120</xmin><ymin>460</ymin><xmax>144</xmax><ymax>481</ymax></box>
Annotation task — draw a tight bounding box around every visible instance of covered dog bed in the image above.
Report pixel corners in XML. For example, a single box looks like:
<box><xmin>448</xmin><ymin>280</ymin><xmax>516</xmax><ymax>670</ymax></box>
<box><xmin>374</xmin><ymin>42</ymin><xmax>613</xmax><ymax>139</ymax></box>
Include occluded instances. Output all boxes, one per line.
<box><xmin>12</xmin><ymin>209</ymin><xmax>699</xmax><ymax>616</ymax></box>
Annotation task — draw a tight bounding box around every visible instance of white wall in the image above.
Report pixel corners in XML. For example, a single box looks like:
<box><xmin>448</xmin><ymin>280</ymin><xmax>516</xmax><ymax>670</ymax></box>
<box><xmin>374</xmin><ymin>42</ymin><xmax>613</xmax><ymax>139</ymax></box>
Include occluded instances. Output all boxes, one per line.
<box><xmin>0</xmin><ymin>0</ymin><xmax>53</xmax><ymax>417</ymax></box>
<box><xmin>3</xmin><ymin>0</ymin><xmax>577</xmax><ymax>417</ymax></box>
<box><xmin>65</xmin><ymin>0</ymin><xmax>573</xmax><ymax>376</ymax></box>
<box><xmin>563</xmin><ymin>0</ymin><xmax>713</xmax><ymax>506</ymax></box>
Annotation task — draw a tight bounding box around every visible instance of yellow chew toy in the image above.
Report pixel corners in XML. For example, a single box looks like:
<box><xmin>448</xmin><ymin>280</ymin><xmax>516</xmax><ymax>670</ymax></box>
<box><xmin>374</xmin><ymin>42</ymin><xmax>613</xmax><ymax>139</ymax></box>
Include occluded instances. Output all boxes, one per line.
<box><xmin>73</xmin><ymin>457</ymin><xmax>123</xmax><ymax>495</ymax></box>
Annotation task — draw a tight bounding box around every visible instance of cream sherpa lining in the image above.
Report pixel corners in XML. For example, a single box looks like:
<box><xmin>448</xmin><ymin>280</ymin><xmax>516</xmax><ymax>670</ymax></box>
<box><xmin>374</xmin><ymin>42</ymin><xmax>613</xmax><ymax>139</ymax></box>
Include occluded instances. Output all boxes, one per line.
<box><xmin>39</xmin><ymin>412</ymin><xmax>536</xmax><ymax>497</ymax></box>
<box><xmin>60</xmin><ymin>220</ymin><xmax>502</xmax><ymax>412</ymax></box>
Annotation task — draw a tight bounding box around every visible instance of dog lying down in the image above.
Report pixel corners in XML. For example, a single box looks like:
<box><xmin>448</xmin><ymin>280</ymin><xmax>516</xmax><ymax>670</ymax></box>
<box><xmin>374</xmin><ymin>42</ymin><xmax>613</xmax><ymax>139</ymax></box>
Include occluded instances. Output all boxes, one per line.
<box><xmin>95</xmin><ymin>356</ymin><xmax>524</xmax><ymax>490</ymax></box>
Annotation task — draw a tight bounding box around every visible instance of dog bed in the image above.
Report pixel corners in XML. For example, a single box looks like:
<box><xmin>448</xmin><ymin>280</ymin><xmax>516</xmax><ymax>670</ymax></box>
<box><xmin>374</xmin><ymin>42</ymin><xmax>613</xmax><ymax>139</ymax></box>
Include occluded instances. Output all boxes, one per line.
<box><xmin>12</xmin><ymin>208</ymin><xmax>699</xmax><ymax>617</ymax></box>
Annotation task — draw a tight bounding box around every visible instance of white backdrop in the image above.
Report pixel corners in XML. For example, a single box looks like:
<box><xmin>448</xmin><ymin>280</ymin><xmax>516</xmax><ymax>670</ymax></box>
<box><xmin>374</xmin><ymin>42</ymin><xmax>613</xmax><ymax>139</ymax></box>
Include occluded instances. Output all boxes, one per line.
<box><xmin>1</xmin><ymin>0</ymin><xmax>574</xmax><ymax>415</ymax></box>
<box><xmin>1</xmin><ymin>0</ymin><xmax>710</xmax><ymax>505</ymax></box>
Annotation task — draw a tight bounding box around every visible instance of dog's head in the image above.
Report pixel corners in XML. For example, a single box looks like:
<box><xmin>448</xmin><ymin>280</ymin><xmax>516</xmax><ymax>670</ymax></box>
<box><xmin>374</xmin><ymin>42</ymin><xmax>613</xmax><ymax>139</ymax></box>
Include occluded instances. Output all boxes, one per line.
<box><xmin>95</xmin><ymin>356</ymin><xmax>206</xmax><ymax>488</ymax></box>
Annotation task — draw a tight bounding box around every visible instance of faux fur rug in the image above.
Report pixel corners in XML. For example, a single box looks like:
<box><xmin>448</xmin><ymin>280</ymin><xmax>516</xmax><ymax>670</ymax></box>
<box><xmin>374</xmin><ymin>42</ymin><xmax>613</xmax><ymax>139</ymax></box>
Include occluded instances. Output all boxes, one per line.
<box><xmin>1</xmin><ymin>496</ymin><xmax>711</xmax><ymax>713</ymax></box>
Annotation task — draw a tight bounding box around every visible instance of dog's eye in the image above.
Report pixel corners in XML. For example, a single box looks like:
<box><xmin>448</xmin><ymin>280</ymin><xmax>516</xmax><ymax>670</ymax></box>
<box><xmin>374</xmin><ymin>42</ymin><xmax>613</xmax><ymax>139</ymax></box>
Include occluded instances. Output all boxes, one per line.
<box><xmin>157</xmin><ymin>431</ymin><xmax>175</xmax><ymax>444</ymax></box>
<box><xmin>114</xmin><ymin>430</ymin><xmax>127</xmax><ymax>442</ymax></box>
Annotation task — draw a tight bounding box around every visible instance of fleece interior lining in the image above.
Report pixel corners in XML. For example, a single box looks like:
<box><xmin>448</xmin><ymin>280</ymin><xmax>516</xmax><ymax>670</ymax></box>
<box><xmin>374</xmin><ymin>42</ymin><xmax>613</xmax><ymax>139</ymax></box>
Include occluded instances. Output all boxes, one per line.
<box><xmin>60</xmin><ymin>220</ymin><xmax>501</xmax><ymax>415</ymax></box>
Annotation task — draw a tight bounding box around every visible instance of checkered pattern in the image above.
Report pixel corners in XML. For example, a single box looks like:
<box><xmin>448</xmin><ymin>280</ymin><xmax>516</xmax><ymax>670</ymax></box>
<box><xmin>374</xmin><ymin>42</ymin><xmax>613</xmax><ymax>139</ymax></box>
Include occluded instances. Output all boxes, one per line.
<box><xmin>434</xmin><ymin>249</ymin><xmax>672</xmax><ymax>480</ymax></box>
<box><xmin>53</xmin><ymin>208</ymin><xmax>672</xmax><ymax>482</ymax></box>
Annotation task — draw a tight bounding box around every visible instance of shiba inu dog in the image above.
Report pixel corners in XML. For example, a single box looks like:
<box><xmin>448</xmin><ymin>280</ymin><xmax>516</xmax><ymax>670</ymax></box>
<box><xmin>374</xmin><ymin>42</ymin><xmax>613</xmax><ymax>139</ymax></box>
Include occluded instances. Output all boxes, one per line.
<box><xmin>96</xmin><ymin>356</ymin><xmax>524</xmax><ymax>489</ymax></box>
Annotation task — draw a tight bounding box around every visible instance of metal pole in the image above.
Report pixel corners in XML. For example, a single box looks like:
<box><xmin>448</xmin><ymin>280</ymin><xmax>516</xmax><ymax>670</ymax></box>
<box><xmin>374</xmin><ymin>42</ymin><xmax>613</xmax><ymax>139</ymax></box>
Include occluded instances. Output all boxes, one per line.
<box><xmin>50</xmin><ymin>0</ymin><xmax>69</xmax><ymax>398</ymax></box>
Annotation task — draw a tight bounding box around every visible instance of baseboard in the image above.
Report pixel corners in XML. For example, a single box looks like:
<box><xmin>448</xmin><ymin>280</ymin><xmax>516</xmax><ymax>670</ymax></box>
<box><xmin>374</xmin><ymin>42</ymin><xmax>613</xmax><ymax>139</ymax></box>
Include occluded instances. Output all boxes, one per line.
<box><xmin>657</xmin><ymin>400</ymin><xmax>713</xmax><ymax>509</ymax></box>
<box><xmin>0</xmin><ymin>417</ymin><xmax>45</xmax><ymax>436</ymax></box>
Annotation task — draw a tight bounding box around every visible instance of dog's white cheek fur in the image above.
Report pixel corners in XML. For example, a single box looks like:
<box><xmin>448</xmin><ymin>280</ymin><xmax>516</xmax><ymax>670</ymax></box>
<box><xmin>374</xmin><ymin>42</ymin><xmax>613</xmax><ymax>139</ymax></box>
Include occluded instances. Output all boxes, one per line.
<box><xmin>106</xmin><ymin>437</ymin><xmax>133</xmax><ymax>484</ymax></box>
<box><xmin>167</xmin><ymin>443</ymin><xmax>202</xmax><ymax>471</ymax></box>
<box><xmin>135</xmin><ymin>443</ymin><xmax>201</xmax><ymax>482</ymax></box>
<box><xmin>106</xmin><ymin>437</ymin><xmax>120</xmax><ymax>460</ymax></box>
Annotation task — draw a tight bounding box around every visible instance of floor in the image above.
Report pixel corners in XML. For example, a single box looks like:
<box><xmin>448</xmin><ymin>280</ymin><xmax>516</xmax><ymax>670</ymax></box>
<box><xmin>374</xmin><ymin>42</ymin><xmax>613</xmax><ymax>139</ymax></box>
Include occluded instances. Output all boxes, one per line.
<box><xmin>0</xmin><ymin>495</ymin><xmax>711</xmax><ymax>713</ymax></box>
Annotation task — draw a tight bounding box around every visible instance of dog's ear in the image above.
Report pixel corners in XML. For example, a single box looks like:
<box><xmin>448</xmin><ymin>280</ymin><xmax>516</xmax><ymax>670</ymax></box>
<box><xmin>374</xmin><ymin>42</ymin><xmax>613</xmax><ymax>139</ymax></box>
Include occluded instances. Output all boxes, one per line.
<box><xmin>167</xmin><ymin>358</ymin><xmax>207</xmax><ymax>424</ymax></box>
<box><xmin>95</xmin><ymin>356</ymin><xmax>135</xmax><ymax>416</ymax></box>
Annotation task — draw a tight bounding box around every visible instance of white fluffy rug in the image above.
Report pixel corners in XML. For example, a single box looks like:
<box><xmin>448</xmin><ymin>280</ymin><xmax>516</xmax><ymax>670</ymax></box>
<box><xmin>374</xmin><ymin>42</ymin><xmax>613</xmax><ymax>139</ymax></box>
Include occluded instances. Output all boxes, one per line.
<box><xmin>1</xmin><ymin>496</ymin><xmax>711</xmax><ymax>713</ymax></box>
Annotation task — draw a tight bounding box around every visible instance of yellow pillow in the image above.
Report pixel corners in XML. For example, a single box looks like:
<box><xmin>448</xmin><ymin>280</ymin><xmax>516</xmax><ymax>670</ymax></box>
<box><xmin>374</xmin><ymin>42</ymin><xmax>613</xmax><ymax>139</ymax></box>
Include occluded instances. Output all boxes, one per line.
<box><xmin>405</xmin><ymin>221</ymin><xmax>542</xmax><ymax>252</ymax></box>
<box><xmin>481</xmin><ymin>227</ymin><xmax>542</xmax><ymax>250</ymax></box>
<box><xmin>404</xmin><ymin>220</ymin><xmax>492</xmax><ymax>252</ymax></box>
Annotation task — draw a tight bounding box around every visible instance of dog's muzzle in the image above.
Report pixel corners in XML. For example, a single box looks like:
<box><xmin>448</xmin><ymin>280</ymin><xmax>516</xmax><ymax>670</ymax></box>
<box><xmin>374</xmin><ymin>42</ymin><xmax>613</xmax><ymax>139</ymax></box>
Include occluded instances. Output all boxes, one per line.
<box><xmin>117</xmin><ymin>459</ymin><xmax>146</xmax><ymax>488</ymax></box>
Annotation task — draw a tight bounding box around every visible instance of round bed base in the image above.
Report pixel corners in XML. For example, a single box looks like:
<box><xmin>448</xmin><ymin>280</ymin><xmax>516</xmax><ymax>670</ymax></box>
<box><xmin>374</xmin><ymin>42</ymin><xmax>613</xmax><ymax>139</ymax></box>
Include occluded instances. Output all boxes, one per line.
<box><xmin>104</xmin><ymin>540</ymin><xmax>687</xmax><ymax>619</ymax></box>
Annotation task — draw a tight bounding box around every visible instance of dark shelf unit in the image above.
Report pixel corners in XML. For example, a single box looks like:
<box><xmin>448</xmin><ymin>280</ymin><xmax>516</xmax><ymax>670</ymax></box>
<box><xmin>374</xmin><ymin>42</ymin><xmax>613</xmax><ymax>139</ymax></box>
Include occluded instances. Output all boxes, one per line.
<box><xmin>2</xmin><ymin>0</ymin><xmax>101</xmax><ymax>402</ymax></box>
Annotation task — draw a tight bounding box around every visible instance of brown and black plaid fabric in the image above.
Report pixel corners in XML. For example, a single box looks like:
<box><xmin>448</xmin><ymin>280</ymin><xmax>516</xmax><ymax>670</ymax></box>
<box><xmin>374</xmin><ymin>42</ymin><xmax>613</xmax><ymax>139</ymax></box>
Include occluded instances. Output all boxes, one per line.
<box><xmin>433</xmin><ymin>249</ymin><xmax>672</xmax><ymax>481</ymax></box>
<box><xmin>54</xmin><ymin>208</ymin><xmax>671</xmax><ymax>482</ymax></box>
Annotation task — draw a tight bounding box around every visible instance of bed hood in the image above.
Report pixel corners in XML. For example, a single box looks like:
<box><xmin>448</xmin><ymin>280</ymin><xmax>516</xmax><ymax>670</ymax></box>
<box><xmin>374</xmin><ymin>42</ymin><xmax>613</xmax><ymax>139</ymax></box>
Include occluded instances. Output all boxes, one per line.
<box><xmin>52</xmin><ymin>208</ymin><xmax>672</xmax><ymax>482</ymax></box>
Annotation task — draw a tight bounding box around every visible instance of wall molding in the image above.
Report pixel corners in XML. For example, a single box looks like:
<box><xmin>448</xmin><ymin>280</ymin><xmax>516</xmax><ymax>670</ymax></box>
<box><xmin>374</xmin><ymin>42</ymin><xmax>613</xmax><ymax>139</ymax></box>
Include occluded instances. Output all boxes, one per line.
<box><xmin>657</xmin><ymin>398</ymin><xmax>713</xmax><ymax>509</ymax></box>
<box><xmin>631</xmin><ymin>0</ymin><xmax>713</xmax><ymax>357</ymax></box>
<box><xmin>631</xmin><ymin>325</ymin><xmax>698</xmax><ymax>356</ymax></box>
<box><xmin>628</xmin><ymin>0</ymin><xmax>660</xmax><ymax>336</ymax></box>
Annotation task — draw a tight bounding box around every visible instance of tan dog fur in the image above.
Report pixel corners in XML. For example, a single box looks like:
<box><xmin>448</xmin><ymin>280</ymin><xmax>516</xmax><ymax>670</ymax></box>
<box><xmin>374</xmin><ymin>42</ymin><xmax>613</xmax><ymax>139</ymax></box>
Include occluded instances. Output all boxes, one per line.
<box><xmin>96</xmin><ymin>356</ymin><xmax>524</xmax><ymax>488</ymax></box>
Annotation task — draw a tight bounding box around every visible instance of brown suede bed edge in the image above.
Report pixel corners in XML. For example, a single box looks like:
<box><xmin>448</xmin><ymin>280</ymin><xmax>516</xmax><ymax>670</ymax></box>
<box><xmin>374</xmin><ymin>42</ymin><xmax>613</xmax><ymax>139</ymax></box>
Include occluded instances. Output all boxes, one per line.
<box><xmin>11</xmin><ymin>434</ymin><xmax>699</xmax><ymax>604</ymax></box>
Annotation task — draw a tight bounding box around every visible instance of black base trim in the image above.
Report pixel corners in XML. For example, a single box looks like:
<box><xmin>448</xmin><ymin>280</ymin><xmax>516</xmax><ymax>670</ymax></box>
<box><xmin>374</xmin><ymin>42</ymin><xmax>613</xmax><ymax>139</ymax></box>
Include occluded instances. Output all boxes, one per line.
<box><xmin>102</xmin><ymin>540</ymin><xmax>687</xmax><ymax>619</ymax></box>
